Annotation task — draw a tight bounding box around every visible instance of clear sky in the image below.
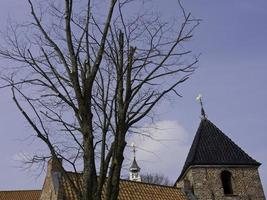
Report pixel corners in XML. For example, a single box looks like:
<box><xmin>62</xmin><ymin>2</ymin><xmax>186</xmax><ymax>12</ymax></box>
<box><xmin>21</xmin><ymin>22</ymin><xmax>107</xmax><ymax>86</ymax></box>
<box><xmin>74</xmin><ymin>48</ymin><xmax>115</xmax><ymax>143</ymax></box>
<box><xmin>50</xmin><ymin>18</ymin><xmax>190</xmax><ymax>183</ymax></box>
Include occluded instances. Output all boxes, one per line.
<box><xmin>0</xmin><ymin>0</ymin><xmax>266</xmax><ymax>194</ymax></box>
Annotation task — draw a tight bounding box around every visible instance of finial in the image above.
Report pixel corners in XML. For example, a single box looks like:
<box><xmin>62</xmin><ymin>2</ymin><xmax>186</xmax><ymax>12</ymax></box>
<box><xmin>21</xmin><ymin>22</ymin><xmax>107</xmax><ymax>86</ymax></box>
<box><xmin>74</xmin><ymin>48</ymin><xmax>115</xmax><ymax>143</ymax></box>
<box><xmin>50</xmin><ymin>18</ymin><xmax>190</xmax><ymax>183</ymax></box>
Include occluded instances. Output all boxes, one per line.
<box><xmin>131</xmin><ymin>142</ymin><xmax>136</xmax><ymax>159</ymax></box>
<box><xmin>196</xmin><ymin>94</ymin><xmax>206</xmax><ymax>118</ymax></box>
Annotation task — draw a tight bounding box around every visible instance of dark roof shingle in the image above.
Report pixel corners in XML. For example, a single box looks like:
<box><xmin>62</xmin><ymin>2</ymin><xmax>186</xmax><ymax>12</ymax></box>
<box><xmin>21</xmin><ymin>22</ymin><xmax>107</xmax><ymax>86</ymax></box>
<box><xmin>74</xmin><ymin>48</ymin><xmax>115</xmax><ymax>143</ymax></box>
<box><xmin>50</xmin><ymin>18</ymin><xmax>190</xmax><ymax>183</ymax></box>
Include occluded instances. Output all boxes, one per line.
<box><xmin>177</xmin><ymin>118</ymin><xmax>260</xmax><ymax>181</ymax></box>
<box><xmin>130</xmin><ymin>158</ymin><xmax>140</xmax><ymax>171</ymax></box>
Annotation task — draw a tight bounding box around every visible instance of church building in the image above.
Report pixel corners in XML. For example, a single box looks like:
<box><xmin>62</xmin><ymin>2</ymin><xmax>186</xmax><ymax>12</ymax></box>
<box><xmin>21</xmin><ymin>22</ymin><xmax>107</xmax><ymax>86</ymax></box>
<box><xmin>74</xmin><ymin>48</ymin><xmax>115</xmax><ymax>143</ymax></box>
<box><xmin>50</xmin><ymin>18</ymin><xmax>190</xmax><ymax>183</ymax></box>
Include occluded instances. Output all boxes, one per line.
<box><xmin>176</xmin><ymin>117</ymin><xmax>265</xmax><ymax>199</ymax></box>
<box><xmin>0</xmin><ymin>101</ymin><xmax>265</xmax><ymax>199</ymax></box>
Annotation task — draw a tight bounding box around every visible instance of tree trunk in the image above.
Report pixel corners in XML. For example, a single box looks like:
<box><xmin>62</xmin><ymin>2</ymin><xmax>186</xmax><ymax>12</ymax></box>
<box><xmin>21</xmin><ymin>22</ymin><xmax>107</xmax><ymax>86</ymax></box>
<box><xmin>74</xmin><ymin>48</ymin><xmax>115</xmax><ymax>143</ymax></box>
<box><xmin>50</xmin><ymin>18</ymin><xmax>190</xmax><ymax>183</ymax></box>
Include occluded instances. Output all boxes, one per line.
<box><xmin>82</xmin><ymin>107</ymin><xmax>98</xmax><ymax>200</ymax></box>
<box><xmin>105</xmin><ymin>126</ymin><xmax>127</xmax><ymax>200</ymax></box>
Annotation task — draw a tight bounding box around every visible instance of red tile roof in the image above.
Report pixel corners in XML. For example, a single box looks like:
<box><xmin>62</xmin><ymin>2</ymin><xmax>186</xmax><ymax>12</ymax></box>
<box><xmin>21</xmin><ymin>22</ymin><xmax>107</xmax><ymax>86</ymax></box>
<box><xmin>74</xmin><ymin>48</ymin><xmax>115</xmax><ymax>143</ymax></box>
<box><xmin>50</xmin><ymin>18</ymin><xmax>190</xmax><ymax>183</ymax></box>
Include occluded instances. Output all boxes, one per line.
<box><xmin>0</xmin><ymin>190</ymin><xmax>41</xmax><ymax>200</ymax></box>
<box><xmin>60</xmin><ymin>173</ymin><xmax>187</xmax><ymax>200</ymax></box>
<box><xmin>0</xmin><ymin>175</ymin><xmax>187</xmax><ymax>200</ymax></box>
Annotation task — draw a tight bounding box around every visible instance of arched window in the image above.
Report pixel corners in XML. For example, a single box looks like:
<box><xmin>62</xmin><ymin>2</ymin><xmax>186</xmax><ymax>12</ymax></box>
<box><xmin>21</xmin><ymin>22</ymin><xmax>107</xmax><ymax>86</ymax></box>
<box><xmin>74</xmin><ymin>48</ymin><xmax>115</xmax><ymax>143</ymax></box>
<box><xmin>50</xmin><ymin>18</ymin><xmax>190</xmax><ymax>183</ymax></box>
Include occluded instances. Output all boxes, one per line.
<box><xmin>221</xmin><ymin>170</ymin><xmax>233</xmax><ymax>195</ymax></box>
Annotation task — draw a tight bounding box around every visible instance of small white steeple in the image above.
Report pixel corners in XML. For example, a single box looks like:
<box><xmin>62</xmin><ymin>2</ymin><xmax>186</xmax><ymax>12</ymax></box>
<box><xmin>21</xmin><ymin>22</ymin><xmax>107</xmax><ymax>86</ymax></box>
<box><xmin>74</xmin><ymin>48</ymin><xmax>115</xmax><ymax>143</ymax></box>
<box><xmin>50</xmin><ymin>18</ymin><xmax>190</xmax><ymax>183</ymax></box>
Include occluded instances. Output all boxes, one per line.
<box><xmin>129</xmin><ymin>143</ymin><xmax>141</xmax><ymax>182</ymax></box>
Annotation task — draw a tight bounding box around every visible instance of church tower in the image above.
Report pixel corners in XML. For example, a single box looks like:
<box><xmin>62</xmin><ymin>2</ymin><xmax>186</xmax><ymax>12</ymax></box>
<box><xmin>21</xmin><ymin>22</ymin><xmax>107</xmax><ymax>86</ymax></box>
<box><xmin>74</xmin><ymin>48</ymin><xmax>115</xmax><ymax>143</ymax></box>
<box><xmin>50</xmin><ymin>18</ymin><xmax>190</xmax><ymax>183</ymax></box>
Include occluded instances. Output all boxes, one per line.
<box><xmin>129</xmin><ymin>143</ymin><xmax>141</xmax><ymax>182</ymax></box>
<box><xmin>176</xmin><ymin>96</ymin><xmax>265</xmax><ymax>200</ymax></box>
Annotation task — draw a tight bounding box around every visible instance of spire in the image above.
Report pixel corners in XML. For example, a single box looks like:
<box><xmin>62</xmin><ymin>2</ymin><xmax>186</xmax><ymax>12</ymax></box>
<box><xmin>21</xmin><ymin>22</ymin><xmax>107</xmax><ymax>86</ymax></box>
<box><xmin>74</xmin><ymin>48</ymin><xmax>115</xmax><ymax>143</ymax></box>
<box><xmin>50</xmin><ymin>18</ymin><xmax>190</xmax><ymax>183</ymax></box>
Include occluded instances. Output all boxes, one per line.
<box><xmin>133</xmin><ymin>142</ymin><xmax>136</xmax><ymax>159</ymax></box>
<box><xmin>196</xmin><ymin>94</ymin><xmax>206</xmax><ymax>119</ymax></box>
<box><xmin>129</xmin><ymin>143</ymin><xmax>141</xmax><ymax>182</ymax></box>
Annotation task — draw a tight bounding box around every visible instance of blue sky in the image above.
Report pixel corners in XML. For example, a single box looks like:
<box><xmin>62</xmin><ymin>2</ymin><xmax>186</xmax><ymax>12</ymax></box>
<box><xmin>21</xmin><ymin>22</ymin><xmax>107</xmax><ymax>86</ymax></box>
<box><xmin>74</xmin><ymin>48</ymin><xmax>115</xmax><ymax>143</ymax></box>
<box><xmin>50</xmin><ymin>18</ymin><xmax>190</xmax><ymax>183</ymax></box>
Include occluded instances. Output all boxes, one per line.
<box><xmin>0</xmin><ymin>0</ymin><xmax>266</xmax><ymax>193</ymax></box>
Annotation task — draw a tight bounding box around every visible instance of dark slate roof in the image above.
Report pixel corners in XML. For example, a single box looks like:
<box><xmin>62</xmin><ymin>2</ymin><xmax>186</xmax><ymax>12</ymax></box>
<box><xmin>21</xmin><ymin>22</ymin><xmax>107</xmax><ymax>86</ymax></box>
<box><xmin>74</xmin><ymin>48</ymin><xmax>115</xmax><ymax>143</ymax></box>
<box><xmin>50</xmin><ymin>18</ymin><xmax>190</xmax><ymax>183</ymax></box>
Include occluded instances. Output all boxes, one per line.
<box><xmin>177</xmin><ymin>118</ymin><xmax>260</xmax><ymax>182</ymax></box>
<box><xmin>130</xmin><ymin>158</ymin><xmax>140</xmax><ymax>171</ymax></box>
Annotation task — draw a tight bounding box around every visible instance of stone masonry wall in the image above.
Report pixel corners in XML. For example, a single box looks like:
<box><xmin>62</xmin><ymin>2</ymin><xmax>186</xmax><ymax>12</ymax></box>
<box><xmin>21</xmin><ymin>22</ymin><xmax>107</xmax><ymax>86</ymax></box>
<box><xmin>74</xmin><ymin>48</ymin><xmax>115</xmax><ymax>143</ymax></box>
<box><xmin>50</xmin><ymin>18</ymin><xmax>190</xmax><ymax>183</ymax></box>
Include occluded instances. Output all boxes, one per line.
<box><xmin>39</xmin><ymin>158</ymin><xmax>61</xmax><ymax>200</ymax></box>
<box><xmin>39</xmin><ymin>174</ymin><xmax>58</xmax><ymax>200</ymax></box>
<box><xmin>176</xmin><ymin>167</ymin><xmax>265</xmax><ymax>200</ymax></box>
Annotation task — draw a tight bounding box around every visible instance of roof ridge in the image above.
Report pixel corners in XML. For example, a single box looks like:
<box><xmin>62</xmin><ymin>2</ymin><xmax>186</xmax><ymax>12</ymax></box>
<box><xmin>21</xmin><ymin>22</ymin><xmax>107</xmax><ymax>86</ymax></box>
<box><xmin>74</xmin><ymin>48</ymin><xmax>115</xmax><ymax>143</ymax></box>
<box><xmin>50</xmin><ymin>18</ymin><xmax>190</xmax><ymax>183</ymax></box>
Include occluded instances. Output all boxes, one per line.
<box><xmin>190</xmin><ymin>119</ymin><xmax>205</xmax><ymax>164</ymax></box>
<box><xmin>63</xmin><ymin>172</ymin><xmax>181</xmax><ymax>190</ymax></box>
<box><xmin>120</xmin><ymin>178</ymin><xmax>183</xmax><ymax>190</ymax></box>
<box><xmin>175</xmin><ymin>119</ymin><xmax>205</xmax><ymax>183</ymax></box>
<box><xmin>0</xmin><ymin>190</ymin><xmax>41</xmax><ymax>192</ymax></box>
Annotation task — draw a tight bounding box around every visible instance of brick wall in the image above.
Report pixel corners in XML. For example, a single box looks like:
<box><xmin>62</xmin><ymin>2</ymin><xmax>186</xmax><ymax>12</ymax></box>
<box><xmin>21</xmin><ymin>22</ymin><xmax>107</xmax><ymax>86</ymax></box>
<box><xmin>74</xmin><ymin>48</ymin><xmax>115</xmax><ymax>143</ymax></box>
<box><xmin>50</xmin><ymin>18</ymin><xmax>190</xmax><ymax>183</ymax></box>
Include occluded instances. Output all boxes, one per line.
<box><xmin>39</xmin><ymin>158</ymin><xmax>62</xmax><ymax>200</ymax></box>
<box><xmin>177</xmin><ymin>166</ymin><xmax>265</xmax><ymax>200</ymax></box>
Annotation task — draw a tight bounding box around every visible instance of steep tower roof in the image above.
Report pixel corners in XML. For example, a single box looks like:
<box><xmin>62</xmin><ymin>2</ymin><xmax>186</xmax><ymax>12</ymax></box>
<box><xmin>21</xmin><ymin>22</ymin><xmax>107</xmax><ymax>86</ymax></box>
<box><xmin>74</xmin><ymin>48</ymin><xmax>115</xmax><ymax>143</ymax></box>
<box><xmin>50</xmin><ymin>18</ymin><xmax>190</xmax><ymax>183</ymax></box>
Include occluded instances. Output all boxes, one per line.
<box><xmin>130</xmin><ymin>158</ymin><xmax>141</xmax><ymax>172</ymax></box>
<box><xmin>177</xmin><ymin>118</ymin><xmax>260</xmax><ymax>181</ymax></box>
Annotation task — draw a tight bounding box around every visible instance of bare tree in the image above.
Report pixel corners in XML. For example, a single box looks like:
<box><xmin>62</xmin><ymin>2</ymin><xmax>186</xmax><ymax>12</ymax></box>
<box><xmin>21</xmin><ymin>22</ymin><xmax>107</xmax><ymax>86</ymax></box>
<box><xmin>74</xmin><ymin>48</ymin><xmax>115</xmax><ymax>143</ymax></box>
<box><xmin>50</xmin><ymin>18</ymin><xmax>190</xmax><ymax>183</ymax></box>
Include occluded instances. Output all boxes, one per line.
<box><xmin>141</xmin><ymin>173</ymin><xmax>173</xmax><ymax>186</ymax></box>
<box><xmin>0</xmin><ymin>0</ymin><xmax>199</xmax><ymax>200</ymax></box>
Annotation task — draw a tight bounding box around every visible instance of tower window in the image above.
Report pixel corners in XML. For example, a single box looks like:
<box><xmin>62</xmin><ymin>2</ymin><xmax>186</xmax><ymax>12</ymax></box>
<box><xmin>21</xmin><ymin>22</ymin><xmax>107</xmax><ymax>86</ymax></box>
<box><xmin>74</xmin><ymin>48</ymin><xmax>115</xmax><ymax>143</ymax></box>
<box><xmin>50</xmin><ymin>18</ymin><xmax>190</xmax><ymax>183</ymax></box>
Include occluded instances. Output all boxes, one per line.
<box><xmin>221</xmin><ymin>170</ymin><xmax>233</xmax><ymax>195</ymax></box>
